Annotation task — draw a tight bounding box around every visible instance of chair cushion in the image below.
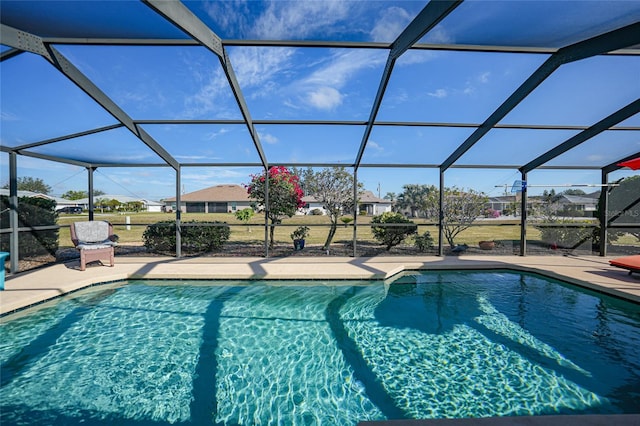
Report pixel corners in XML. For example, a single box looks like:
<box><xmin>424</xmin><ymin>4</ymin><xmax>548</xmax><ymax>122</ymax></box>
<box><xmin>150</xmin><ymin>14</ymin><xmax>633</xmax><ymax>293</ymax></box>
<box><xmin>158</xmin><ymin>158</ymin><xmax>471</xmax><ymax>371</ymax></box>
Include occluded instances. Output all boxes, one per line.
<box><xmin>74</xmin><ymin>221</ymin><xmax>110</xmax><ymax>243</ymax></box>
<box><xmin>609</xmin><ymin>255</ymin><xmax>640</xmax><ymax>272</ymax></box>
<box><xmin>77</xmin><ymin>241</ymin><xmax>115</xmax><ymax>250</ymax></box>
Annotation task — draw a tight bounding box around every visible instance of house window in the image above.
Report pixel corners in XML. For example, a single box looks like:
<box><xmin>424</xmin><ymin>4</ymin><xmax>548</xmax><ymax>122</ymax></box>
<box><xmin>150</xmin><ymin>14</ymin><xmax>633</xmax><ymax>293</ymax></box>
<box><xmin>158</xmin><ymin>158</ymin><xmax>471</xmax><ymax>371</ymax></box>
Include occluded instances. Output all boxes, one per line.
<box><xmin>232</xmin><ymin>202</ymin><xmax>237</xmax><ymax>211</ymax></box>
<box><xmin>208</xmin><ymin>202</ymin><xmax>227</xmax><ymax>213</ymax></box>
<box><xmin>186</xmin><ymin>202</ymin><xmax>205</xmax><ymax>213</ymax></box>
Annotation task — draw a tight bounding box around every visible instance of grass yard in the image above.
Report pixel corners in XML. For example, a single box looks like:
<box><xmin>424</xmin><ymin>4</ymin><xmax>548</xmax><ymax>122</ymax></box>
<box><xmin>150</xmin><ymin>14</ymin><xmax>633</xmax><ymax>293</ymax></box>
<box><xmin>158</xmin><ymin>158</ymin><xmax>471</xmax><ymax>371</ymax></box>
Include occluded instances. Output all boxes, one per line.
<box><xmin>56</xmin><ymin>212</ymin><xmax>639</xmax><ymax>253</ymax></box>
<box><xmin>56</xmin><ymin>212</ymin><xmax>531</xmax><ymax>249</ymax></box>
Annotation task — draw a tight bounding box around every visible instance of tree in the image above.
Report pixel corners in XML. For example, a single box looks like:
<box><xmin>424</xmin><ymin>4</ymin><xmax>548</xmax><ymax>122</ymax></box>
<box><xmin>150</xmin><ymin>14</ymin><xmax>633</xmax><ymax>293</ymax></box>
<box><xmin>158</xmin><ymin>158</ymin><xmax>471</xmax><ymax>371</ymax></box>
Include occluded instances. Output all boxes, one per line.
<box><xmin>2</xmin><ymin>177</ymin><xmax>52</xmax><ymax>194</ymax></box>
<box><xmin>62</xmin><ymin>189</ymin><xmax>105</xmax><ymax>200</ymax></box>
<box><xmin>562</xmin><ymin>189</ymin><xmax>586</xmax><ymax>196</ymax></box>
<box><xmin>106</xmin><ymin>199</ymin><xmax>122</xmax><ymax>212</ymax></box>
<box><xmin>125</xmin><ymin>201</ymin><xmax>143</xmax><ymax>212</ymax></box>
<box><xmin>396</xmin><ymin>184</ymin><xmax>436</xmax><ymax>217</ymax></box>
<box><xmin>300</xmin><ymin>167</ymin><xmax>360</xmax><ymax>250</ymax></box>
<box><xmin>371</xmin><ymin>212</ymin><xmax>417</xmax><ymax>250</ymax></box>
<box><xmin>95</xmin><ymin>197</ymin><xmax>108</xmax><ymax>213</ymax></box>
<box><xmin>235</xmin><ymin>207</ymin><xmax>255</xmax><ymax>232</ymax></box>
<box><xmin>246</xmin><ymin>166</ymin><xmax>304</xmax><ymax>248</ymax></box>
<box><xmin>424</xmin><ymin>186</ymin><xmax>488</xmax><ymax>248</ymax></box>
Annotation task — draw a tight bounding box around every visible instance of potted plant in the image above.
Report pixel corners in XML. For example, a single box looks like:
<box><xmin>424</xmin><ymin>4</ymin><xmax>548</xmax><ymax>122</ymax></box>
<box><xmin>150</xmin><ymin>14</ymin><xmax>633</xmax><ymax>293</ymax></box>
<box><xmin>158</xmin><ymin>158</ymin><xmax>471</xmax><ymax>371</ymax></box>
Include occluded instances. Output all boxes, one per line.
<box><xmin>290</xmin><ymin>226</ymin><xmax>310</xmax><ymax>250</ymax></box>
<box><xmin>479</xmin><ymin>240</ymin><xmax>495</xmax><ymax>250</ymax></box>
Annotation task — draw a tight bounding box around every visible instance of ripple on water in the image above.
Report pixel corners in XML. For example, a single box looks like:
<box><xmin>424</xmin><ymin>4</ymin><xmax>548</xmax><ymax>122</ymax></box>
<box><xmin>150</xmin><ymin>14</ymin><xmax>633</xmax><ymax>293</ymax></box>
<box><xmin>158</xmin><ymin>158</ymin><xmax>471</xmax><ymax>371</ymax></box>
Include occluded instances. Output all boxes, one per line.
<box><xmin>2</xmin><ymin>274</ymin><xmax>636</xmax><ymax>425</ymax></box>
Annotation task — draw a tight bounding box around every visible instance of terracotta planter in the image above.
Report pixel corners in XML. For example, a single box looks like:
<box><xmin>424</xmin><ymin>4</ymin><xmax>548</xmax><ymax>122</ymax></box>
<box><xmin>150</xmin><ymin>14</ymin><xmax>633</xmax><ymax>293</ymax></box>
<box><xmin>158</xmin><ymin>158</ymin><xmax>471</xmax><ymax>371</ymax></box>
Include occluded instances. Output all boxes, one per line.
<box><xmin>479</xmin><ymin>240</ymin><xmax>495</xmax><ymax>250</ymax></box>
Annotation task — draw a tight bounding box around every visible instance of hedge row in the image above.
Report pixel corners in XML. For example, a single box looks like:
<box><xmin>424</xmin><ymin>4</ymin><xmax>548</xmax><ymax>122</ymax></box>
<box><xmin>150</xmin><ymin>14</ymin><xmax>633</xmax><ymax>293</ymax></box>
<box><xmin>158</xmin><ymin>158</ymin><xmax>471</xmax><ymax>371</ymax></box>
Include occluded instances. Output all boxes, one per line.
<box><xmin>142</xmin><ymin>220</ymin><xmax>230</xmax><ymax>254</ymax></box>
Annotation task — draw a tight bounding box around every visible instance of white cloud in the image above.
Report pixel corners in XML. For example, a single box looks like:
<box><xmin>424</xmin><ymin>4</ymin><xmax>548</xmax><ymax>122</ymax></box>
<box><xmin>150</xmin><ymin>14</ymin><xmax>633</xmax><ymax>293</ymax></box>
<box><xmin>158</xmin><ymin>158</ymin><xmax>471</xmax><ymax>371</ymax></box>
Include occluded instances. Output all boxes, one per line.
<box><xmin>258</xmin><ymin>132</ymin><xmax>278</xmax><ymax>144</ymax></box>
<box><xmin>203</xmin><ymin>0</ymin><xmax>253</xmax><ymax>38</ymax></box>
<box><xmin>428</xmin><ymin>88</ymin><xmax>448</xmax><ymax>98</ymax></box>
<box><xmin>370</xmin><ymin>6</ymin><xmax>412</xmax><ymax>42</ymax></box>
<box><xmin>304</xmin><ymin>49</ymin><xmax>381</xmax><ymax>88</ymax></box>
<box><xmin>181</xmin><ymin>168</ymin><xmax>247</xmax><ymax>184</ymax></box>
<box><xmin>292</xmin><ymin>49</ymin><xmax>383</xmax><ymax>110</ymax></box>
<box><xmin>421</xmin><ymin>24</ymin><xmax>454</xmax><ymax>44</ymax></box>
<box><xmin>252</xmin><ymin>0</ymin><xmax>351</xmax><ymax>39</ymax></box>
<box><xmin>1</xmin><ymin>111</ymin><xmax>19</xmax><ymax>121</ymax></box>
<box><xmin>478</xmin><ymin>71</ymin><xmax>491</xmax><ymax>84</ymax></box>
<box><xmin>205</xmin><ymin>128</ymin><xmax>230</xmax><ymax>140</ymax></box>
<box><xmin>229</xmin><ymin>46</ymin><xmax>296</xmax><ymax>90</ymax></box>
<box><xmin>307</xmin><ymin>86</ymin><xmax>343</xmax><ymax>110</ymax></box>
<box><xmin>175</xmin><ymin>155</ymin><xmax>214</xmax><ymax>160</ymax></box>
<box><xmin>183</xmin><ymin>67</ymin><xmax>230</xmax><ymax>118</ymax></box>
<box><xmin>367</xmin><ymin>140</ymin><xmax>384</xmax><ymax>153</ymax></box>
<box><xmin>372</xmin><ymin>7</ymin><xmax>450</xmax><ymax>67</ymax></box>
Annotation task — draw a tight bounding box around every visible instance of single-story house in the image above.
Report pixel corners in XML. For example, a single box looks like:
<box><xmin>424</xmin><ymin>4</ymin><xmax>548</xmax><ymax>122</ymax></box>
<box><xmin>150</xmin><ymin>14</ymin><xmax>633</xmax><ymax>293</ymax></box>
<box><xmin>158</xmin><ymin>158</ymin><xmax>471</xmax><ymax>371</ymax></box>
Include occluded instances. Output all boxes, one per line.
<box><xmin>74</xmin><ymin>194</ymin><xmax>164</xmax><ymax>212</ymax></box>
<box><xmin>0</xmin><ymin>189</ymin><xmax>76</xmax><ymax>209</ymax></box>
<box><xmin>163</xmin><ymin>184</ymin><xmax>252</xmax><ymax>213</ymax></box>
<box><xmin>555</xmin><ymin>193</ymin><xmax>599</xmax><ymax>213</ymax></box>
<box><xmin>358</xmin><ymin>191</ymin><xmax>393</xmax><ymax>216</ymax></box>
<box><xmin>301</xmin><ymin>190</ymin><xmax>392</xmax><ymax>216</ymax></box>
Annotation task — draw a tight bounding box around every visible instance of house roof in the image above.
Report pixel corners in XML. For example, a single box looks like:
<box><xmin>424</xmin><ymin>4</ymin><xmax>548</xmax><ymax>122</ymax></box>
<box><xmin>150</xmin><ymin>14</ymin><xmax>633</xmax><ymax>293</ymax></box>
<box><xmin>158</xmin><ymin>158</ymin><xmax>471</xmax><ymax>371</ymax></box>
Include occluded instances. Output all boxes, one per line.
<box><xmin>0</xmin><ymin>189</ymin><xmax>71</xmax><ymax>205</ymax></box>
<box><xmin>72</xmin><ymin>194</ymin><xmax>162</xmax><ymax>205</ymax></box>
<box><xmin>302</xmin><ymin>190</ymin><xmax>390</xmax><ymax>204</ymax></box>
<box><xmin>557</xmin><ymin>194</ymin><xmax>599</xmax><ymax>204</ymax></box>
<box><xmin>359</xmin><ymin>190</ymin><xmax>391</xmax><ymax>204</ymax></box>
<box><xmin>164</xmin><ymin>184</ymin><xmax>250</xmax><ymax>202</ymax></box>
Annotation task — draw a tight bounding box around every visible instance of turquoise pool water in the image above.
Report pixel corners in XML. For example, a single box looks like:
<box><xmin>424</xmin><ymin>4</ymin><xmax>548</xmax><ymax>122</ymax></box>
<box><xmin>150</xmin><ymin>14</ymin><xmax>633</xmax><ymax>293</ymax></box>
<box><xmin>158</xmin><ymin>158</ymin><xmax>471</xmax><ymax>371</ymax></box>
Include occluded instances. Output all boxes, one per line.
<box><xmin>1</xmin><ymin>270</ymin><xmax>639</xmax><ymax>425</ymax></box>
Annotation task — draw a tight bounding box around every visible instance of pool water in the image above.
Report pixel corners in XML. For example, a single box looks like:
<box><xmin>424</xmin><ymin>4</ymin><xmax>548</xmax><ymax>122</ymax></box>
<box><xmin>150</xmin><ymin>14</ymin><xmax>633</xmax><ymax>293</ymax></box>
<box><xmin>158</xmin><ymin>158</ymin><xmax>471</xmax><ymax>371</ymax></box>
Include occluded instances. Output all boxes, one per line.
<box><xmin>1</xmin><ymin>270</ymin><xmax>639</xmax><ymax>425</ymax></box>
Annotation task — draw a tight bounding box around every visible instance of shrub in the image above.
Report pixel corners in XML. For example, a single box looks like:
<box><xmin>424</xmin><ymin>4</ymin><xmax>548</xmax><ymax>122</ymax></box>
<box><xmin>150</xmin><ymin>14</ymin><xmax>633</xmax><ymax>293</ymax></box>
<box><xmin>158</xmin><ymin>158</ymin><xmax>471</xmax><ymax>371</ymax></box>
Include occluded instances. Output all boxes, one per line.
<box><xmin>0</xmin><ymin>196</ymin><xmax>58</xmax><ymax>257</ymax></box>
<box><xmin>340</xmin><ymin>216</ymin><xmax>353</xmax><ymax>225</ymax></box>
<box><xmin>371</xmin><ymin>212</ymin><xmax>417</xmax><ymax>251</ymax></box>
<box><xmin>290</xmin><ymin>226</ymin><xmax>310</xmax><ymax>241</ymax></box>
<box><xmin>310</xmin><ymin>208</ymin><xmax>324</xmax><ymax>215</ymax></box>
<box><xmin>143</xmin><ymin>220</ymin><xmax>230</xmax><ymax>254</ymax></box>
<box><xmin>535</xmin><ymin>221</ymin><xmax>595</xmax><ymax>249</ymax></box>
<box><xmin>414</xmin><ymin>231</ymin><xmax>434</xmax><ymax>252</ymax></box>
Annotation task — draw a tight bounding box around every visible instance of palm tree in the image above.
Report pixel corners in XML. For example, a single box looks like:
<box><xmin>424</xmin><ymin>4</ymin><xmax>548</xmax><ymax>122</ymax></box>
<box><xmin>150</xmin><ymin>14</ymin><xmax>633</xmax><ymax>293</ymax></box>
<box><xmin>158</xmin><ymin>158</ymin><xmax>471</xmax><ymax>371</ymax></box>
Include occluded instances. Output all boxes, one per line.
<box><xmin>396</xmin><ymin>184</ymin><xmax>435</xmax><ymax>217</ymax></box>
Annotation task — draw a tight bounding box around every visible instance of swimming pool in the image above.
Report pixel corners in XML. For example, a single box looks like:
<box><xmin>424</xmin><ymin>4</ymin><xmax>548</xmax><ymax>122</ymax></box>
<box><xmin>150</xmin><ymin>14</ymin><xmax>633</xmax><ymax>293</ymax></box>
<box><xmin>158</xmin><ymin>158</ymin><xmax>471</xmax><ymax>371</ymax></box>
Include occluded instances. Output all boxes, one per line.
<box><xmin>1</xmin><ymin>270</ymin><xmax>639</xmax><ymax>425</ymax></box>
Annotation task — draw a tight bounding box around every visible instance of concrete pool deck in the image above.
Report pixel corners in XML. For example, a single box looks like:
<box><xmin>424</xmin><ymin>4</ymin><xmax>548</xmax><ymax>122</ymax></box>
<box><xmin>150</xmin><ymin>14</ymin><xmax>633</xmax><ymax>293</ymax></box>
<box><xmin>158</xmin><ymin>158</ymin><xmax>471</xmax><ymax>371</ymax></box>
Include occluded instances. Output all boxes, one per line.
<box><xmin>2</xmin><ymin>253</ymin><xmax>639</xmax><ymax>316</ymax></box>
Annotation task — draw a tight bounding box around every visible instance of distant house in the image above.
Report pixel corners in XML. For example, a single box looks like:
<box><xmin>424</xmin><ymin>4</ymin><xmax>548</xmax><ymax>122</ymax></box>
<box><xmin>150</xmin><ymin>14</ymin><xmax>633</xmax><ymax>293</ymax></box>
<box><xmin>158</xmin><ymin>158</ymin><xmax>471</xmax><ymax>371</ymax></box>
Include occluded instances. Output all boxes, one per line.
<box><xmin>301</xmin><ymin>190</ymin><xmax>392</xmax><ymax>216</ymax></box>
<box><xmin>358</xmin><ymin>191</ymin><xmax>393</xmax><ymax>215</ymax></box>
<box><xmin>555</xmin><ymin>193</ymin><xmax>599</xmax><ymax>214</ymax></box>
<box><xmin>74</xmin><ymin>194</ymin><xmax>164</xmax><ymax>212</ymax></box>
<box><xmin>300</xmin><ymin>195</ymin><xmax>326</xmax><ymax>215</ymax></box>
<box><xmin>164</xmin><ymin>184</ymin><xmax>251</xmax><ymax>213</ymax></box>
<box><xmin>487</xmin><ymin>195</ymin><xmax>547</xmax><ymax>217</ymax></box>
<box><xmin>0</xmin><ymin>189</ymin><xmax>76</xmax><ymax>209</ymax></box>
<box><xmin>488</xmin><ymin>196</ymin><xmax>516</xmax><ymax>213</ymax></box>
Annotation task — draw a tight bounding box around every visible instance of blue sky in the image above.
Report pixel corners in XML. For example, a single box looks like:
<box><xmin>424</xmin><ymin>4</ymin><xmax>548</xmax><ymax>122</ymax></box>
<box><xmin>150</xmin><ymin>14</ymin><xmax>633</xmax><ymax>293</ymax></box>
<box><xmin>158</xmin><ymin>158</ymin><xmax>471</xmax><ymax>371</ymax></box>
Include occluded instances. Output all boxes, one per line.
<box><xmin>1</xmin><ymin>0</ymin><xmax>638</xmax><ymax>201</ymax></box>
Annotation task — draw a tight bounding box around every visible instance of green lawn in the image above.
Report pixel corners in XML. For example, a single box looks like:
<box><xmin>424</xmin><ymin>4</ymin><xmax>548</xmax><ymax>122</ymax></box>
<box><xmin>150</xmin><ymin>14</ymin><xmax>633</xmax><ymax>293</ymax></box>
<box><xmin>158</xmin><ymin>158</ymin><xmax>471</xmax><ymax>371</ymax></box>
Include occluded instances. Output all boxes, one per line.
<box><xmin>57</xmin><ymin>212</ymin><xmax>531</xmax><ymax>249</ymax></box>
<box><xmin>56</xmin><ymin>212</ymin><xmax>639</xmax><ymax>251</ymax></box>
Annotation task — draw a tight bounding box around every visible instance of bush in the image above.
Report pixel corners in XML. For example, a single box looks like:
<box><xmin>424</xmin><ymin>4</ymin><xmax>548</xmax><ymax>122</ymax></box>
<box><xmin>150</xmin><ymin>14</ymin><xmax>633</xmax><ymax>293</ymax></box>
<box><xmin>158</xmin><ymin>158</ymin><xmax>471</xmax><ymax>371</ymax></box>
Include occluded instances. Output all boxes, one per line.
<box><xmin>414</xmin><ymin>231</ymin><xmax>434</xmax><ymax>252</ymax></box>
<box><xmin>340</xmin><ymin>216</ymin><xmax>353</xmax><ymax>225</ymax></box>
<box><xmin>310</xmin><ymin>208</ymin><xmax>324</xmax><ymax>215</ymax></box>
<box><xmin>535</xmin><ymin>221</ymin><xmax>595</xmax><ymax>249</ymax></box>
<box><xmin>371</xmin><ymin>212</ymin><xmax>417</xmax><ymax>251</ymax></box>
<box><xmin>143</xmin><ymin>220</ymin><xmax>230</xmax><ymax>254</ymax></box>
<box><xmin>290</xmin><ymin>226</ymin><xmax>310</xmax><ymax>241</ymax></box>
<box><xmin>0</xmin><ymin>196</ymin><xmax>58</xmax><ymax>257</ymax></box>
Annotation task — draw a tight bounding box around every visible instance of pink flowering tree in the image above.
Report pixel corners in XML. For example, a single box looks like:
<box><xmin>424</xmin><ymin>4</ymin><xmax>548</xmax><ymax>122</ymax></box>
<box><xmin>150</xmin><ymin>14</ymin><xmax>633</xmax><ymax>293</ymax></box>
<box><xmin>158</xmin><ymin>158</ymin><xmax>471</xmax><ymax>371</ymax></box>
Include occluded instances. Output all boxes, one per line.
<box><xmin>246</xmin><ymin>166</ymin><xmax>304</xmax><ymax>248</ymax></box>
